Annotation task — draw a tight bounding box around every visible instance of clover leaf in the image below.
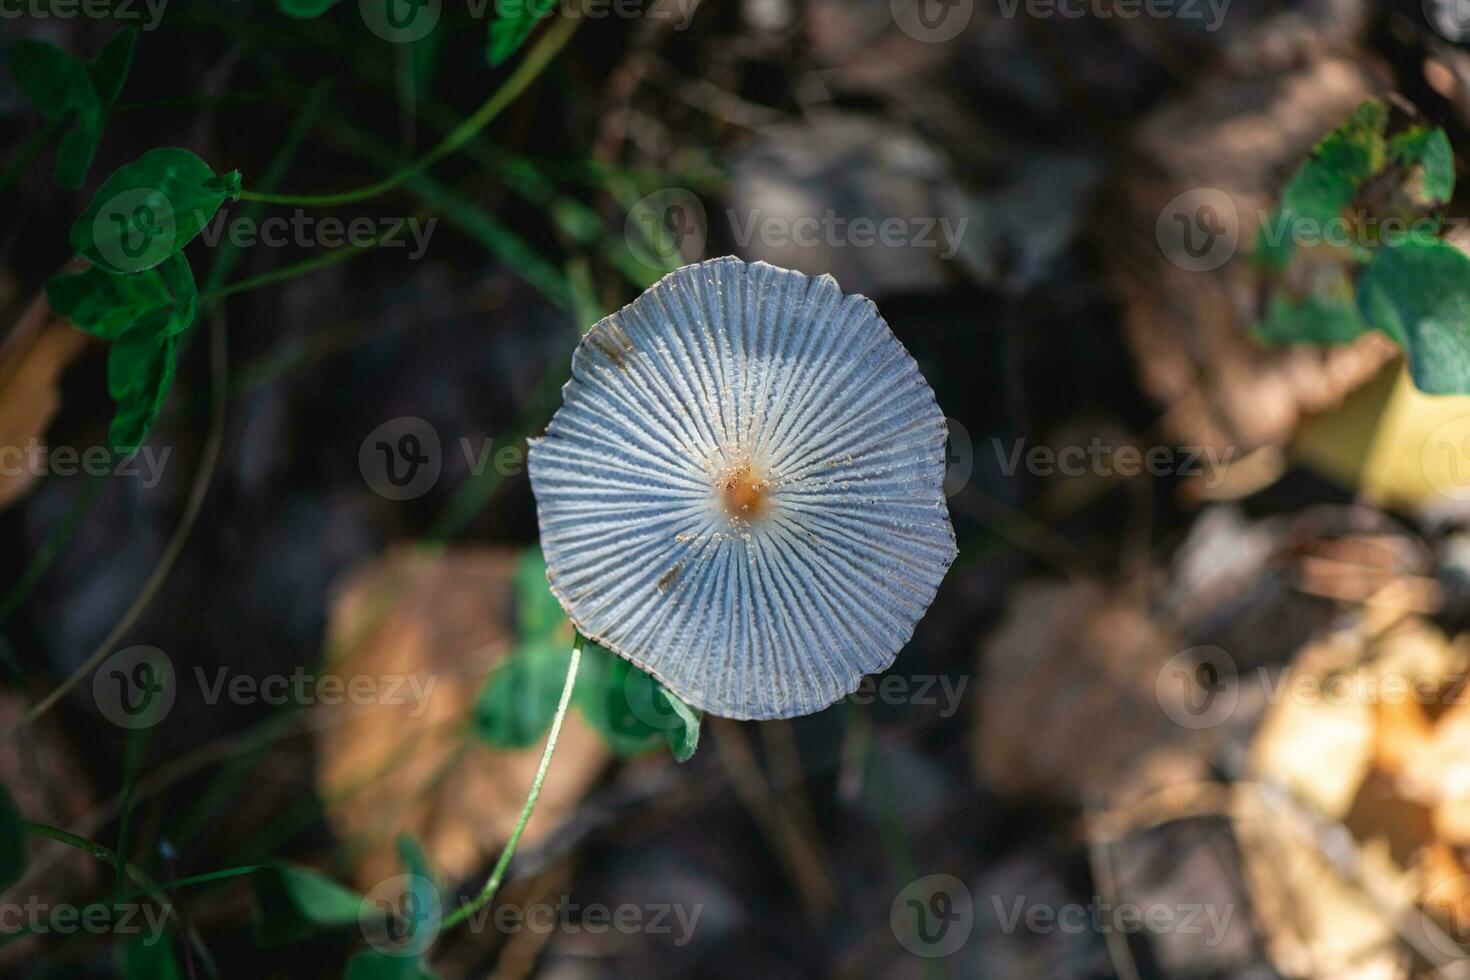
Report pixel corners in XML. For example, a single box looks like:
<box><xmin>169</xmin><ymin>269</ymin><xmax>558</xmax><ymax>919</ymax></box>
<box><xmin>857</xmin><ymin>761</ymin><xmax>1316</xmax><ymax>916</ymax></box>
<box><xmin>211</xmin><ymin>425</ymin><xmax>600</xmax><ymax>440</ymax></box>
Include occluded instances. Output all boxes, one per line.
<box><xmin>47</xmin><ymin>253</ymin><xmax>196</xmax><ymax>341</ymax></box>
<box><xmin>8</xmin><ymin>29</ymin><xmax>137</xmax><ymax>189</ymax></box>
<box><xmin>250</xmin><ymin>863</ymin><xmax>364</xmax><ymax>947</ymax></box>
<box><xmin>475</xmin><ymin>549</ymin><xmax>701</xmax><ymax>760</ymax></box>
<box><xmin>1253</xmin><ymin>99</ymin><xmax>1470</xmax><ymax>394</ymax></box>
<box><xmin>474</xmin><ymin>639</ymin><xmax>570</xmax><ymax>747</ymax></box>
<box><xmin>71</xmin><ymin>148</ymin><xmax>241</xmax><ymax>274</ymax></box>
<box><xmin>106</xmin><ymin>330</ymin><xmax>179</xmax><ymax>455</ymax></box>
<box><xmin>47</xmin><ymin>253</ymin><xmax>196</xmax><ymax>453</ymax></box>
<box><xmin>1357</xmin><ymin>239</ymin><xmax>1470</xmax><ymax>395</ymax></box>
<box><xmin>574</xmin><ymin>641</ymin><xmax>701</xmax><ymax>762</ymax></box>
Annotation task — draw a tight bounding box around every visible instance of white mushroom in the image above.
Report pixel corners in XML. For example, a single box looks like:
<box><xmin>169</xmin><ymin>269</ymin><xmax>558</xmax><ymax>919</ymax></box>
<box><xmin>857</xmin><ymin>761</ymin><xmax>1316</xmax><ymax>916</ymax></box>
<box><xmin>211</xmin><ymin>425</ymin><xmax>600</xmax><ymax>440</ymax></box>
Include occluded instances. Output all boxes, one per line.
<box><xmin>528</xmin><ymin>256</ymin><xmax>957</xmax><ymax>719</ymax></box>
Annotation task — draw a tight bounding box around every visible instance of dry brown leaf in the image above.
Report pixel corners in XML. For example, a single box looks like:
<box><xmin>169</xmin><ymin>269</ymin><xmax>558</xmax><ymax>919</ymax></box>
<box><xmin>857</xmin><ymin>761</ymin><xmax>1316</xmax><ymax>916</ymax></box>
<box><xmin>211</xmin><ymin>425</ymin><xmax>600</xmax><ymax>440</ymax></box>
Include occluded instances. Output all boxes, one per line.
<box><xmin>315</xmin><ymin>545</ymin><xmax>609</xmax><ymax>891</ymax></box>
<box><xmin>1251</xmin><ymin>638</ymin><xmax>1377</xmax><ymax>821</ymax></box>
<box><xmin>0</xmin><ymin>291</ymin><xmax>91</xmax><ymax>512</ymax></box>
<box><xmin>1243</xmin><ymin>618</ymin><xmax>1470</xmax><ymax>973</ymax></box>
<box><xmin>1233</xmin><ymin>780</ymin><xmax>1414</xmax><ymax>980</ymax></box>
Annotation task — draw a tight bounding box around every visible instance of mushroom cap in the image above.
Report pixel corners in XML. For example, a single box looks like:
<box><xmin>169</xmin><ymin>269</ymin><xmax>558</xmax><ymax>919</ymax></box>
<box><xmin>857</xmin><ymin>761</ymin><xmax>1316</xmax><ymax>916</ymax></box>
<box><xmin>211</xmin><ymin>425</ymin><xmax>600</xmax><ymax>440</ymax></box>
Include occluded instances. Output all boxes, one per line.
<box><xmin>528</xmin><ymin>257</ymin><xmax>957</xmax><ymax>720</ymax></box>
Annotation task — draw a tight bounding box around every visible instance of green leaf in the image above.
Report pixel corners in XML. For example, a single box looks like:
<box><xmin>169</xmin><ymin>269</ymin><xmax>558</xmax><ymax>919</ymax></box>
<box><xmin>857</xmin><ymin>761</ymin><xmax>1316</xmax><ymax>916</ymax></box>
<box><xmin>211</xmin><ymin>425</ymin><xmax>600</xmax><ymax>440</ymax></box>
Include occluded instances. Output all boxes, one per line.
<box><xmin>106</xmin><ymin>330</ymin><xmax>178</xmax><ymax>454</ymax></box>
<box><xmin>385</xmin><ymin>834</ymin><xmax>440</xmax><ymax>958</ymax></box>
<box><xmin>278</xmin><ymin>0</ymin><xmax>343</xmax><ymax>15</ymax></box>
<box><xmin>396</xmin><ymin>834</ymin><xmax>436</xmax><ymax>893</ymax></box>
<box><xmin>1388</xmin><ymin>126</ymin><xmax>1456</xmax><ymax>210</ymax></box>
<box><xmin>8</xmin><ymin>39</ymin><xmax>90</xmax><ymax>122</ymax></box>
<box><xmin>487</xmin><ymin>0</ymin><xmax>558</xmax><ymax>66</ymax></box>
<box><xmin>1357</xmin><ymin>239</ymin><xmax>1470</xmax><ymax>394</ymax></box>
<box><xmin>1256</xmin><ymin>99</ymin><xmax>1388</xmax><ymax>270</ymax></box>
<box><xmin>574</xmin><ymin>642</ymin><xmax>700</xmax><ymax>760</ymax></box>
<box><xmin>1256</xmin><ymin>257</ymin><xmax>1368</xmax><ymax>346</ymax></box>
<box><xmin>71</xmin><ymin>148</ymin><xmax>241</xmax><ymax>274</ymax></box>
<box><xmin>0</xmin><ymin>783</ymin><xmax>28</xmax><ymax>892</ymax></box>
<box><xmin>47</xmin><ymin>254</ymin><xmax>196</xmax><ymax>341</ymax></box>
<box><xmin>659</xmin><ymin>687</ymin><xmax>701</xmax><ymax>762</ymax></box>
<box><xmin>156</xmin><ymin>253</ymin><xmax>199</xmax><ymax>335</ymax></box>
<box><xmin>8</xmin><ymin>39</ymin><xmax>102</xmax><ymax>189</ymax></box>
<box><xmin>54</xmin><ymin>113</ymin><xmax>103</xmax><ymax>189</ymax></box>
<box><xmin>117</xmin><ymin>933</ymin><xmax>181</xmax><ymax>980</ymax></box>
<box><xmin>251</xmin><ymin>863</ymin><xmax>364</xmax><ymax>946</ymax></box>
<box><xmin>344</xmin><ymin>950</ymin><xmax>441</xmax><ymax>980</ymax></box>
<box><xmin>88</xmin><ymin>29</ymin><xmax>140</xmax><ymax>108</ymax></box>
<box><xmin>9</xmin><ymin>32</ymin><xmax>137</xmax><ymax>190</ymax></box>
<box><xmin>474</xmin><ymin>639</ymin><xmax>568</xmax><ymax>748</ymax></box>
<box><xmin>514</xmin><ymin>549</ymin><xmax>565</xmax><ymax>642</ymax></box>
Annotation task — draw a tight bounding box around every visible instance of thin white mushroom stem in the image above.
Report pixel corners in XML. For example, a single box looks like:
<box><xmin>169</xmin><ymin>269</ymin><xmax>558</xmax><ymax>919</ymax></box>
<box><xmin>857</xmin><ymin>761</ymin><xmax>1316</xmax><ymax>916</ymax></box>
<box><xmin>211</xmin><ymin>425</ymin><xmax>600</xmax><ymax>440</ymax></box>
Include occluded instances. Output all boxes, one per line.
<box><xmin>443</xmin><ymin>633</ymin><xmax>584</xmax><ymax>931</ymax></box>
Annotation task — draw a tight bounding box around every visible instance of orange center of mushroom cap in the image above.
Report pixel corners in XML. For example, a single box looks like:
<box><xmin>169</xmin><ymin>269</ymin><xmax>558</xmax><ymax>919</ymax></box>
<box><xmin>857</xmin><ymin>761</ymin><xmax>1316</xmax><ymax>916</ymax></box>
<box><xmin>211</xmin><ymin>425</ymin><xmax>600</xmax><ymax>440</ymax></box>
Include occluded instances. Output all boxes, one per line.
<box><xmin>719</xmin><ymin>462</ymin><xmax>771</xmax><ymax>523</ymax></box>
